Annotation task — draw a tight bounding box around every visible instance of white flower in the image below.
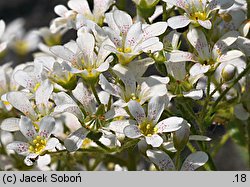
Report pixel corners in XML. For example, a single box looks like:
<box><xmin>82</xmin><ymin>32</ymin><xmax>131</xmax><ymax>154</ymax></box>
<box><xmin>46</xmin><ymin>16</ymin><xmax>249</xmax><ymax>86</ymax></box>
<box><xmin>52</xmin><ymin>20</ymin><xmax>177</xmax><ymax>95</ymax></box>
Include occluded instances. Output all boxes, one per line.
<box><xmin>0</xmin><ymin>63</ymin><xmax>22</xmax><ymax>111</ymax></box>
<box><xmin>50</xmin><ymin>33</ymin><xmax>113</xmax><ymax>82</ymax></box>
<box><xmin>186</xmin><ymin>27</ymin><xmax>244</xmax><ymax>77</ymax></box>
<box><xmin>99</xmin><ymin>62</ymin><xmax>168</xmax><ymax>107</ymax></box>
<box><xmin>6</xmin><ymin>116</ymin><xmax>58</xmax><ymax>166</ymax></box>
<box><xmin>68</xmin><ymin>0</ymin><xmax>115</xmax><ymax>25</ymax></box>
<box><xmin>13</xmin><ymin>61</ymin><xmax>45</xmax><ymax>93</ymax></box>
<box><xmin>164</xmin><ymin>0</ymin><xmax>235</xmax><ymax>29</ymax></box>
<box><xmin>0</xmin><ymin>20</ymin><xmax>7</xmax><ymax>53</ymax></box>
<box><xmin>104</xmin><ymin>9</ymin><xmax>167</xmax><ymax>64</ymax></box>
<box><xmin>5</xmin><ymin>79</ymin><xmax>54</xmax><ymax>121</ymax></box>
<box><xmin>165</xmin><ymin>59</ymin><xmax>203</xmax><ymax>100</ymax></box>
<box><xmin>147</xmin><ymin>149</ymin><xmax>208</xmax><ymax>170</ymax></box>
<box><xmin>124</xmin><ymin>97</ymin><xmax>185</xmax><ymax>147</ymax></box>
<box><xmin>50</xmin><ymin>5</ymin><xmax>76</xmax><ymax>33</ymax></box>
<box><xmin>34</xmin><ymin>55</ymin><xmax>77</xmax><ymax>90</ymax></box>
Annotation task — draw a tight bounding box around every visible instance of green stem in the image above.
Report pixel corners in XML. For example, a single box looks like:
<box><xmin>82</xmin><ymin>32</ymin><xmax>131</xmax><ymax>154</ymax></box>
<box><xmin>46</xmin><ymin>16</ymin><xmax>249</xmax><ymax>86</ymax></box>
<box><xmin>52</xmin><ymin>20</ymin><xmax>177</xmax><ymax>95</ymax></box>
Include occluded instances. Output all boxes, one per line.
<box><xmin>162</xmin><ymin>2</ymin><xmax>167</xmax><ymax>21</ymax></box>
<box><xmin>127</xmin><ymin>148</ymin><xmax>137</xmax><ymax>171</ymax></box>
<box><xmin>211</xmin><ymin>63</ymin><xmax>250</xmax><ymax>112</ymax></box>
<box><xmin>90</xmin><ymin>84</ymin><xmax>101</xmax><ymax>105</ymax></box>
<box><xmin>175</xmin><ymin>151</ymin><xmax>181</xmax><ymax>170</ymax></box>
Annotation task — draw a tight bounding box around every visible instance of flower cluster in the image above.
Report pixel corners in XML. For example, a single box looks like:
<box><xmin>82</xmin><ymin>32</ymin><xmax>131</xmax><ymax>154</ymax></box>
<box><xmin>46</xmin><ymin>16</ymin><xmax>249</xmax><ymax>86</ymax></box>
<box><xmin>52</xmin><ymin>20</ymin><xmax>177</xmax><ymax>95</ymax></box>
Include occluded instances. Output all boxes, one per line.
<box><xmin>0</xmin><ymin>0</ymin><xmax>250</xmax><ymax>171</ymax></box>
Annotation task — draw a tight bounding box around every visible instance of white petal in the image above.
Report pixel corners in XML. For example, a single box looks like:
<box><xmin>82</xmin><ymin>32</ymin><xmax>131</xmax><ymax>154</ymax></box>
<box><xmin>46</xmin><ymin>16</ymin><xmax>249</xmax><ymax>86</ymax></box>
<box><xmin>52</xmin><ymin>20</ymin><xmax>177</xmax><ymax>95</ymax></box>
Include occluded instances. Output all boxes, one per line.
<box><xmin>125</xmin><ymin>22</ymin><xmax>143</xmax><ymax>50</ymax></box>
<box><xmin>187</xmin><ymin>27</ymin><xmax>210</xmax><ymax>60</ymax></box>
<box><xmin>0</xmin><ymin>20</ymin><xmax>5</xmax><ymax>38</ymax></box>
<box><xmin>163</xmin><ymin>0</ymin><xmax>189</xmax><ymax>10</ymax></box>
<box><xmin>212</xmin><ymin>31</ymin><xmax>239</xmax><ymax>59</ymax></box>
<box><xmin>24</xmin><ymin>154</ymin><xmax>38</xmax><ymax>166</ymax></box>
<box><xmin>6</xmin><ymin>141</ymin><xmax>29</xmax><ymax>156</ymax></box>
<box><xmin>76</xmin><ymin>32</ymin><xmax>95</xmax><ymax>64</ymax></box>
<box><xmin>105</xmin><ymin>13</ymin><xmax>120</xmax><ymax>33</ymax></box>
<box><xmin>53</xmin><ymin>104</ymin><xmax>83</xmax><ymax>120</ymax></box>
<box><xmin>135</xmin><ymin>37</ymin><xmax>163</xmax><ymax>53</ymax></box>
<box><xmin>145</xmin><ymin>134</ymin><xmax>163</xmax><ymax>147</ymax></box>
<box><xmin>166</xmin><ymin>50</ymin><xmax>197</xmax><ymax>62</ymax></box>
<box><xmin>146</xmin><ymin>149</ymin><xmax>175</xmax><ymax>171</ymax></box>
<box><xmin>64</xmin><ymin>127</ymin><xmax>89</xmax><ymax>152</ymax></box>
<box><xmin>183</xmin><ymin>89</ymin><xmax>203</xmax><ymax>100</ymax></box>
<box><xmin>105</xmin><ymin>107</ymin><xmax>129</xmax><ymax>120</ymax></box>
<box><xmin>239</xmin><ymin>20</ymin><xmax>250</xmax><ymax>37</ymax></box>
<box><xmin>99</xmin><ymin>74</ymin><xmax>121</xmax><ymax>97</ymax></box>
<box><xmin>68</xmin><ymin>0</ymin><xmax>92</xmax><ymax>16</ymax></box>
<box><xmin>156</xmin><ymin>117</ymin><xmax>183</xmax><ymax>133</ymax></box>
<box><xmin>128</xmin><ymin>58</ymin><xmax>155</xmax><ymax>80</ymax></box>
<box><xmin>165</xmin><ymin>61</ymin><xmax>186</xmax><ymax>81</ymax></box>
<box><xmin>181</xmin><ymin>151</ymin><xmax>209</xmax><ymax>171</ymax></box>
<box><xmin>35</xmin><ymin>79</ymin><xmax>53</xmax><ymax>113</ymax></box>
<box><xmin>113</xmin><ymin>64</ymin><xmax>136</xmax><ymax>94</ymax></box>
<box><xmin>208</xmin><ymin>0</ymin><xmax>234</xmax><ymax>10</ymax></box>
<box><xmin>124</xmin><ymin>125</ymin><xmax>142</xmax><ymax>138</ymax></box>
<box><xmin>198</xmin><ymin>20</ymin><xmax>212</xmax><ymax>30</ymax></box>
<box><xmin>219</xmin><ymin>50</ymin><xmax>244</xmax><ymax>62</ymax></box>
<box><xmin>113</xmin><ymin>10</ymin><xmax>133</xmax><ymax>36</ymax></box>
<box><xmin>128</xmin><ymin>100</ymin><xmax>146</xmax><ymax>124</ymax></box>
<box><xmin>95</xmin><ymin>60</ymin><xmax>110</xmax><ymax>72</ymax></box>
<box><xmin>148</xmin><ymin>96</ymin><xmax>165</xmax><ymax>124</ymax></box>
<box><xmin>53</xmin><ymin>92</ymin><xmax>76</xmax><ymax>105</ymax></box>
<box><xmin>236</xmin><ymin>36</ymin><xmax>250</xmax><ymax>57</ymax></box>
<box><xmin>143</xmin><ymin>22</ymin><xmax>168</xmax><ymax>39</ymax></box>
<box><xmin>189</xmin><ymin>63</ymin><xmax>210</xmax><ymax>77</ymax></box>
<box><xmin>45</xmin><ymin>138</ymin><xmax>60</xmax><ymax>150</ymax></box>
<box><xmin>167</xmin><ymin>15</ymin><xmax>191</xmax><ymax>29</ymax></box>
<box><xmin>39</xmin><ymin>116</ymin><xmax>56</xmax><ymax>139</ymax></box>
<box><xmin>96</xmin><ymin>38</ymin><xmax>113</xmax><ymax>65</ymax></box>
<box><xmin>54</xmin><ymin>5</ymin><xmax>68</xmax><ymax>17</ymax></box>
<box><xmin>189</xmin><ymin>135</ymin><xmax>212</xmax><ymax>141</ymax></box>
<box><xmin>163</xmin><ymin>30</ymin><xmax>181</xmax><ymax>50</ymax></box>
<box><xmin>37</xmin><ymin>154</ymin><xmax>51</xmax><ymax>169</ymax></box>
<box><xmin>50</xmin><ymin>45</ymin><xmax>76</xmax><ymax>62</ymax></box>
<box><xmin>0</xmin><ymin>42</ymin><xmax>7</xmax><ymax>52</ymax></box>
<box><xmin>72</xmin><ymin>80</ymin><xmax>96</xmax><ymax>114</ymax></box>
<box><xmin>108</xmin><ymin>120</ymin><xmax>136</xmax><ymax>134</ymax></box>
<box><xmin>19</xmin><ymin>116</ymin><xmax>37</xmax><ymax>141</ymax></box>
<box><xmin>1</xmin><ymin>118</ymin><xmax>20</xmax><ymax>132</ymax></box>
<box><xmin>6</xmin><ymin>92</ymin><xmax>37</xmax><ymax>120</ymax></box>
<box><xmin>13</xmin><ymin>70</ymin><xmax>37</xmax><ymax>90</ymax></box>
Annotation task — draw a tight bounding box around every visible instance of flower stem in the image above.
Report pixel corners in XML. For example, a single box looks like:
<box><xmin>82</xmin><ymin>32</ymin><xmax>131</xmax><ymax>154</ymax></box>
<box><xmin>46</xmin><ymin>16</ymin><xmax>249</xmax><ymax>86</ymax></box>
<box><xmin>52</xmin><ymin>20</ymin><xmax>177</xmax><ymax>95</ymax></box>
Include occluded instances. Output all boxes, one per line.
<box><xmin>175</xmin><ymin>151</ymin><xmax>181</xmax><ymax>170</ymax></box>
<box><xmin>90</xmin><ymin>84</ymin><xmax>101</xmax><ymax>105</ymax></box>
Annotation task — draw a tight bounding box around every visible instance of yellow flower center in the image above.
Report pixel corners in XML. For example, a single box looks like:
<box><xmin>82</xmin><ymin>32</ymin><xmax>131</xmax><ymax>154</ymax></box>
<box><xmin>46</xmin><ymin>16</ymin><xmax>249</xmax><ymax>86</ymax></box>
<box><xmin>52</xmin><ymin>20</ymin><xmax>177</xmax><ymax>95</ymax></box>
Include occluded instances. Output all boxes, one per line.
<box><xmin>190</xmin><ymin>12</ymin><xmax>207</xmax><ymax>21</ymax></box>
<box><xmin>33</xmin><ymin>83</ymin><xmax>41</xmax><ymax>92</ymax></box>
<box><xmin>130</xmin><ymin>93</ymin><xmax>141</xmax><ymax>102</ymax></box>
<box><xmin>139</xmin><ymin>121</ymin><xmax>158</xmax><ymax>137</ymax></box>
<box><xmin>117</xmin><ymin>47</ymin><xmax>132</xmax><ymax>53</ymax></box>
<box><xmin>29</xmin><ymin>136</ymin><xmax>47</xmax><ymax>155</ymax></box>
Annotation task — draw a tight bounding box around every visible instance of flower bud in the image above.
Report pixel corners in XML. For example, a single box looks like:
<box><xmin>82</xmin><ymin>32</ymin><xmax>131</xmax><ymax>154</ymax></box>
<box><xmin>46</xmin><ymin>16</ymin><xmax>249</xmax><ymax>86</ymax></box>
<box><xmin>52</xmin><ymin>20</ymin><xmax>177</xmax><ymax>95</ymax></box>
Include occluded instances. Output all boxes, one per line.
<box><xmin>220</xmin><ymin>13</ymin><xmax>232</xmax><ymax>22</ymax></box>
<box><xmin>173</xmin><ymin>121</ymin><xmax>190</xmax><ymax>151</ymax></box>
<box><xmin>133</xmin><ymin>0</ymin><xmax>159</xmax><ymax>9</ymax></box>
<box><xmin>153</xmin><ymin>50</ymin><xmax>166</xmax><ymax>63</ymax></box>
<box><xmin>221</xmin><ymin>64</ymin><xmax>236</xmax><ymax>82</ymax></box>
